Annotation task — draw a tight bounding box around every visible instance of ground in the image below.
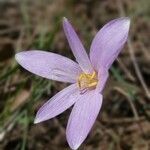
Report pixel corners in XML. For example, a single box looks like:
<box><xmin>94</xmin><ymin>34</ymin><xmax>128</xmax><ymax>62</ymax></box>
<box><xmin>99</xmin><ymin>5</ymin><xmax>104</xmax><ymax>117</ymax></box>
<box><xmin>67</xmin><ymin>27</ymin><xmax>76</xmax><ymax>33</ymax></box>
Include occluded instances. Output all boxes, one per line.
<box><xmin>0</xmin><ymin>0</ymin><xmax>150</xmax><ymax>150</ymax></box>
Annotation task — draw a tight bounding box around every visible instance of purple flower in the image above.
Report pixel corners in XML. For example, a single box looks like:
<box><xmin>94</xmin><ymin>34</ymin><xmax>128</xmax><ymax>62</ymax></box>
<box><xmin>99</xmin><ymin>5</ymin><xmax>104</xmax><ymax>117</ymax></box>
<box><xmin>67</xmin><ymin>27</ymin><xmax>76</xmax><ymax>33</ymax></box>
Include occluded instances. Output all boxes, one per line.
<box><xmin>15</xmin><ymin>17</ymin><xmax>130</xmax><ymax>149</ymax></box>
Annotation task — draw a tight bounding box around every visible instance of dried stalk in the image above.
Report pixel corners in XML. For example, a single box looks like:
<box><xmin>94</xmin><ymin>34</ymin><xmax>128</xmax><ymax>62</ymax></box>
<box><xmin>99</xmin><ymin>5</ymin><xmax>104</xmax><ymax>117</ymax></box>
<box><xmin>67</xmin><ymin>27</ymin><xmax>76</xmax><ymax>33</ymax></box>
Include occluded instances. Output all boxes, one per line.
<box><xmin>117</xmin><ymin>0</ymin><xmax>150</xmax><ymax>99</ymax></box>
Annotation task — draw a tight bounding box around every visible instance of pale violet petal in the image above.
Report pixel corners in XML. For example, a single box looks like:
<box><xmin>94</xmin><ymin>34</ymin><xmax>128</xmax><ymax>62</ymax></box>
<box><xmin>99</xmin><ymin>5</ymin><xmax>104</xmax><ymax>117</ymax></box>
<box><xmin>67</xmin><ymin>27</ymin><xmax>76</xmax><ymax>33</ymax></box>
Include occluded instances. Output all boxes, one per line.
<box><xmin>15</xmin><ymin>50</ymin><xmax>82</xmax><ymax>83</ymax></box>
<box><xmin>63</xmin><ymin>17</ymin><xmax>93</xmax><ymax>74</ymax></box>
<box><xmin>66</xmin><ymin>90</ymin><xmax>103</xmax><ymax>150</ymax></box>
<box><xmin>34</xmin><ymin>84</ymin><xmax>80</xmax><ymax>123</ymax></box>
<box><xmin>97</xmin><ymin>67</ymin><xmax>109</xmax><ymax>92</ymax></box>
<box><xmin>90</xmin><ymin>17</ymin><xmax>130</xmax><ymax>71</ymax></box>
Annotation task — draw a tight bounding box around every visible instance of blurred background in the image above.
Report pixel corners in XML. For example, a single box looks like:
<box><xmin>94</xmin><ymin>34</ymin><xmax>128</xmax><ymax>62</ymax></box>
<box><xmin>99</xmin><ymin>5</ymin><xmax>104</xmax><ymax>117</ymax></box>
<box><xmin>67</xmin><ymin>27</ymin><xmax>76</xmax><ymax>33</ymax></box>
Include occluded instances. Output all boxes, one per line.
<box><xmin>0</xmin><ymin>0</ymin><xmax>150</xmax><ymax>149</ymax></box>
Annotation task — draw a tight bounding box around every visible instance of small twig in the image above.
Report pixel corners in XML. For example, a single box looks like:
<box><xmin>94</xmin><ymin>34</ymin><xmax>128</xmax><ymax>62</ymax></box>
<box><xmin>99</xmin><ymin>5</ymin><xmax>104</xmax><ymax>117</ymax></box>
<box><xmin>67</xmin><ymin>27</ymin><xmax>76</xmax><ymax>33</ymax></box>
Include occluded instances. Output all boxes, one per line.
<box><xmin>114</xmin><ymin>86</ymin><xmax>139</xmax><ymax>120</ymax></box>
<box><xmin>0</xmin><ymin>26</ymin><xmax>21</xmax><ymax>35</ymax></box>
<box><xmin>0</xmin><ymin>111</ymin><xmax>19</xmax><ymax>141</ymax></box>
<box><xmin>127</xmin><ymin>40</ymin><xmax>150</xmax><ymax>99</ymax></box>
<box><xmin>117</xmin><ymin>58</ymin><xmax>135</xmax><ymax>81</ymax></box>
<box><xmin>101</xmin><ymin>116</ymin><xmax>145</xmax><ymax>124</ymax></box>
<box><xmin>138</xmin><ymin>41</ymin><xmax>150</xmax><ymax>61</ymax></box>
<box><xmin>117</xmin><ymin>0</ymin><xmax>150</xmax><ymax>99</ymax></box>
<box><xmin>114</xmin><ymin>86</ymin><xmax>146</xmax><ymax>135</ymax></box>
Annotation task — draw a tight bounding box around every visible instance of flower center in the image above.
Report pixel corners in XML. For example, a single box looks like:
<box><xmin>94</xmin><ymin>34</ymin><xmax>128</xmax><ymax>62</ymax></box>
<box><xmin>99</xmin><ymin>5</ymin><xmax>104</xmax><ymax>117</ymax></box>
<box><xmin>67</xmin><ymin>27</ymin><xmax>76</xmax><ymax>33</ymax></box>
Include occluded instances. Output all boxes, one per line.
<box><xmin>77</xmin><ymin>71</ymin><xmax>98</xmax><ymax>92</ymax></box>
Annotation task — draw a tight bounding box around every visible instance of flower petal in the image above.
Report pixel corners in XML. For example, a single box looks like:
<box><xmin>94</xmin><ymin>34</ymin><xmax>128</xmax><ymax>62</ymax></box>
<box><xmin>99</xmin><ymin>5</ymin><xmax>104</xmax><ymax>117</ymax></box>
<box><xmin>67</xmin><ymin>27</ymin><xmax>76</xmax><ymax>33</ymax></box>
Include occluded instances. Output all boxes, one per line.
<box><xmin>97</xmin><ymin>67</ymin><xmax>109</xmax><ymax>93</ymax></box>
<box><xmin>15</xmin><ymin>50</ymin><xmax>82</xmax><ymax>83</ymax></box>
<box><xmin>63</xmin><ymin>17</ymin><xmax>93</xmax><ymax>73</ymax></box>
<box><xmin>34</xmin><ymin>84</ymin><xmax>80</xmax><ymax>123</ymax></box>
<box><xmin>90</xmin><ymin>17</ymin><xmax>130</xmax><ymax>71</ymax></box>
<box><xmin>66</xmin><ymin>90</ymin><xmax>103</xmax><ymax>150</ymax></box>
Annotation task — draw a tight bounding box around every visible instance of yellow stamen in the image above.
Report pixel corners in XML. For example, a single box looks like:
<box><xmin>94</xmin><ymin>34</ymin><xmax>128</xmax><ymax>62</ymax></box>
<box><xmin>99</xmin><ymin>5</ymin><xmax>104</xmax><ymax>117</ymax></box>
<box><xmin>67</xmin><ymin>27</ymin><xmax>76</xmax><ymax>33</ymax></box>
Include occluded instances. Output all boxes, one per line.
<box><xmin>77</xmin><ymin>71</ymin><xmax>98</xmax><ymax>90</ymax></box>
